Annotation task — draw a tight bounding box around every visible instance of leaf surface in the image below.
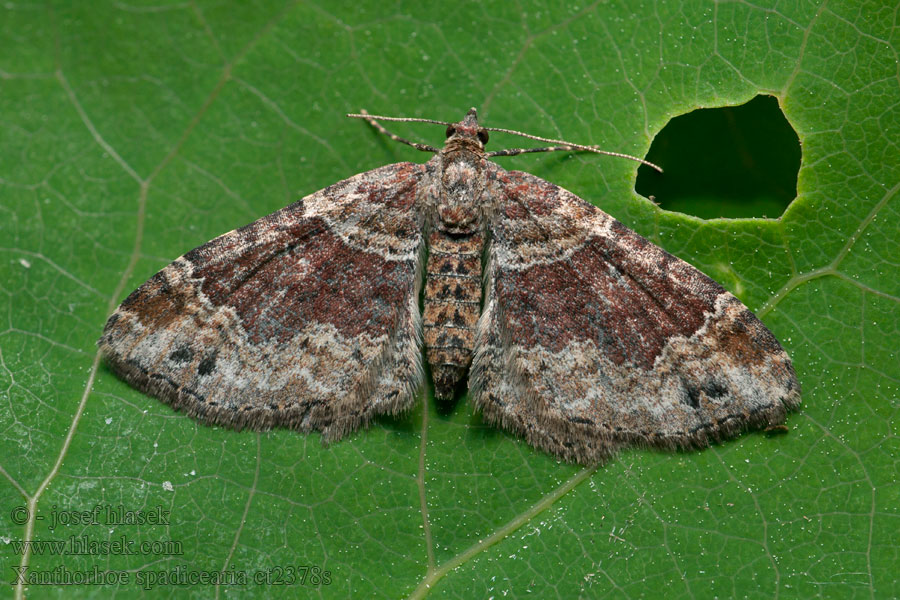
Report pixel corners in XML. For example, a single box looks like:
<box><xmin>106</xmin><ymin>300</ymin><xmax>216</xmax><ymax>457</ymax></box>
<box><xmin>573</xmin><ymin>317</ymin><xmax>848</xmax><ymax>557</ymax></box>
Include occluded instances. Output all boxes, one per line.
<box><xmin>1</xmin><ymin>1</ymin><xmax>897</xmax><ymax>598</ymax></box>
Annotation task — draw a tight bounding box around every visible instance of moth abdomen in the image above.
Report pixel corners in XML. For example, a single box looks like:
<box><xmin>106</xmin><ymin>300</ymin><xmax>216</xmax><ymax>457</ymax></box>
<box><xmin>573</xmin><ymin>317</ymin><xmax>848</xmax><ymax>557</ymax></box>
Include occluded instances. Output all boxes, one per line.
<box><xmin>423</xmin><ymin>229</ymin><xmax>483</xmax><ymax>399</ymax></box>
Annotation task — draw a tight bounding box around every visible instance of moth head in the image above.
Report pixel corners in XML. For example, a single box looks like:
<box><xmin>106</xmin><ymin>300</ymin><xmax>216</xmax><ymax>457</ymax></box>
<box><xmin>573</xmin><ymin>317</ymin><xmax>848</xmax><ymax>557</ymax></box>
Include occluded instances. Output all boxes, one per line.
<box><xmin>445</xmin><ymin>107</ymin><xmax>490</xmax><ymax>149</ymax></box>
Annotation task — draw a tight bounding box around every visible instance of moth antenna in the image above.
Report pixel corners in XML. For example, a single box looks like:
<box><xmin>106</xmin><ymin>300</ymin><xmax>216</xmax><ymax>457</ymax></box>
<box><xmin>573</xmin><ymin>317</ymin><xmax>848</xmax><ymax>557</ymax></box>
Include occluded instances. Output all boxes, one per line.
<box><xmin>485</xmin><ymin>126</ymin><xmax>663</xmax><ymax>173</ymax></box>
<box><xmin>347</xmin><ymin>110</ymin><xmax>453</xmax><ymax>127</ymax></box>
<box><xmin>349</xmin><ymin>109</ymin><xmax>440</xmax><ymax>153</ymax></box>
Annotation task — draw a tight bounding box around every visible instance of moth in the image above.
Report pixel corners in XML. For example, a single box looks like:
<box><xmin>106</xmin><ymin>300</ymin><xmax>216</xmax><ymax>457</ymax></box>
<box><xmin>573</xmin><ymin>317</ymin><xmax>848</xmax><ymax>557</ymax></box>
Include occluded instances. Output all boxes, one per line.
<box><xmin>99</xmin><ymin>108</ymin><xmax>800</xmax><ymax>464</ymax></box>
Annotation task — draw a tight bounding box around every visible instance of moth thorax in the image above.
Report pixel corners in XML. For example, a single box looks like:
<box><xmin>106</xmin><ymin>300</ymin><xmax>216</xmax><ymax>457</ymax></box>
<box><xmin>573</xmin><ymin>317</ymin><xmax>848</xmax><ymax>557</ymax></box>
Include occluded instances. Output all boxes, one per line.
<box><xmin>423</xmin><ymin>229</ymin><xmax>484</xmax><ymax>400</ymax></box>
<box><xmin>438</xmin><ymin>157</ymin><xmax>484</xmax><ymax>233</ymax></box>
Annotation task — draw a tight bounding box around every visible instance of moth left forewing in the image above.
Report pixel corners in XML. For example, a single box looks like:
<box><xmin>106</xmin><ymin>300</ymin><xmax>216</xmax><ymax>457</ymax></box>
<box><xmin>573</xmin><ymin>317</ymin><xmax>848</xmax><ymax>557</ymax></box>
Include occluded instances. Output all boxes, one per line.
<box><xmin>472</xmin><ymin>168</ymin><xmax>800</xmax><ymax>465</ymax></box>
<box><xmin>99</xmin><ymin>162</ymin><xmax>427</xmax><ymax>441</ymax></box>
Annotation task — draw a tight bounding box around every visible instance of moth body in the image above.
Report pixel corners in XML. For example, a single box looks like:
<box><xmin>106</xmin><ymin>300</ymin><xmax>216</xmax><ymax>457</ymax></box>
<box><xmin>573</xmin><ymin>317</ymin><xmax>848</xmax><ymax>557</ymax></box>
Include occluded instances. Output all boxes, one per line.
<box><xmin>421</xmin><ymin>109</ymin><xmax>491</xmax><ymax>399</ymax></box>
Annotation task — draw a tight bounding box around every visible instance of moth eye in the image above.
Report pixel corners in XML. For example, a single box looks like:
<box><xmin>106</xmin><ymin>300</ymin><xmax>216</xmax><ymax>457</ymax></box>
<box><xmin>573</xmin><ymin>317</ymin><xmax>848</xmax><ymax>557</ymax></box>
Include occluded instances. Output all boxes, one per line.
<box><xmin>477</xmin><ymin>129</ymin><xmax>489</xmax><ymax>145</ymax></box>
<box><xmin>445</xmin><ymin>126</ymin><xmax>456</xmax><ymax>138</ymax></box>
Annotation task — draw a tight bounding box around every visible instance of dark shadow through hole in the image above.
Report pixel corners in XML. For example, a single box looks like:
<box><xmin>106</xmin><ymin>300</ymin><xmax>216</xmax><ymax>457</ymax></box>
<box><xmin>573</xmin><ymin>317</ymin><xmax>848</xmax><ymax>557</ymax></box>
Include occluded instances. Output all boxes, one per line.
<box><xmin>635</xmin><ymin>95</ymin><xmax>800</xmax><ymax>219</ymax></box>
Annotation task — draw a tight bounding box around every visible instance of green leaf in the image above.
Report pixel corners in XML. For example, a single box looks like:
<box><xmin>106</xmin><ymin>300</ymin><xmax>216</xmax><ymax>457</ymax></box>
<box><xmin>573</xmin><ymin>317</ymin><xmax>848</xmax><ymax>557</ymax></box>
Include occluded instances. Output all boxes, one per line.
<box><xmin>1</xmin><ymin>1</ymin><xmax>897</xmax><ymax>598</ymax></box>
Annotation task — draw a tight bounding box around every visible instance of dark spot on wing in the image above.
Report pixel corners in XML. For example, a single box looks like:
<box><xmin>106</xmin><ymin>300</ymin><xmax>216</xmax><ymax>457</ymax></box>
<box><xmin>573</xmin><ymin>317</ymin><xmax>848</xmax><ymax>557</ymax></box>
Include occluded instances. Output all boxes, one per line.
<box><xmin>682</xmin><ymin>381</ymin><xmax>701</xmax><ymax>409</ymax></box>
<box><xmin>198</xmin><ymin>351</ymin><xmax>218</xmax><ymax>376</ymax></box>
<box><xmin>169</xmin><ymin>345</ymin><xmax>193</xmax><ymax>363</ymax></box>
<box><xmin>702</xmin><ymin>379</ymin><xmax>728</xmax><ymax>399</ymax></box>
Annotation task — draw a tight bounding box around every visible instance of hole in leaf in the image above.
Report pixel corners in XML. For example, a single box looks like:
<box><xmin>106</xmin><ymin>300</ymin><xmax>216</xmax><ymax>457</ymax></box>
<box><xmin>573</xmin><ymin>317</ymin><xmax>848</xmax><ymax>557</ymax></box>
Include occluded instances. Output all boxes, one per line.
<box><xmin>635</xmin><ymin>95</ymin><xmax>800</xmax><ymax>219</ymax></box>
